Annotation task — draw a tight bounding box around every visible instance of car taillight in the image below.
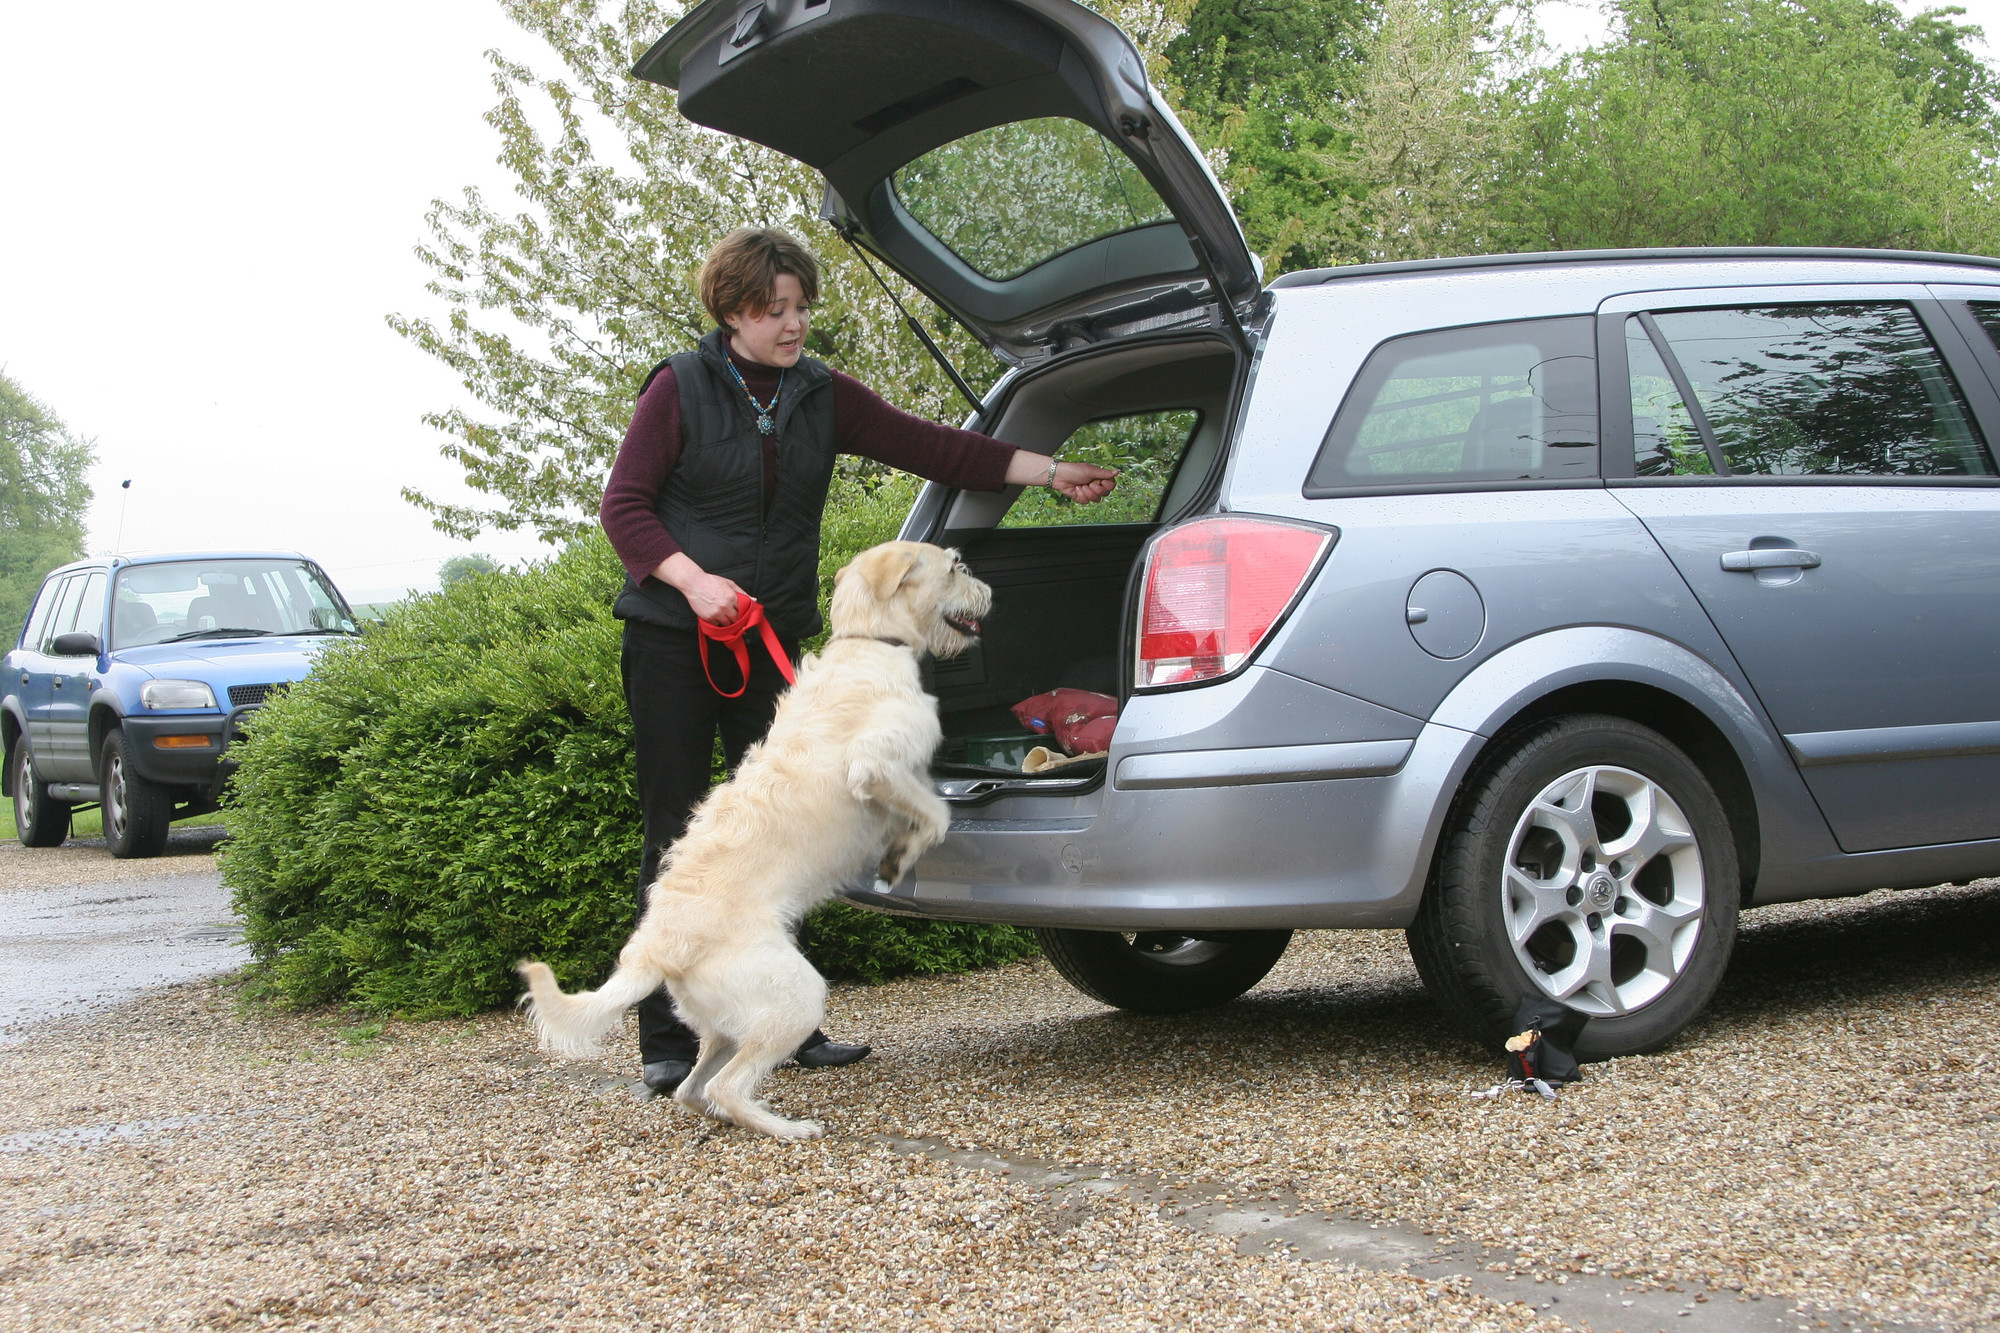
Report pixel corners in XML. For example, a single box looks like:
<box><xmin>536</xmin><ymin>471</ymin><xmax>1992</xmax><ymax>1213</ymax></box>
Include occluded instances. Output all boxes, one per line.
<box><xmin>1136</xmin><ymin>516</ymin><xmax>1333</xmax><ymax>689</ymax></box>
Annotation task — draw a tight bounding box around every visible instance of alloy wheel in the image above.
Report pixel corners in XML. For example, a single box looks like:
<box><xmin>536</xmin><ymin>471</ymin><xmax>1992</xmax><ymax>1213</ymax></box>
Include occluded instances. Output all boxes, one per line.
<box><xmin>103</xmin><ymin>747</ymin><xmax>128</xmax><ymax>842</ymax></box>
<box><xmin>1502</xmin><ymin>764</ymin><xmax>1705</xmax><ymax>1016</ymax></box>
<box><xmin>1121</xmin><ymin>933</ymin><xmax>1229</xmax><ymax>966</ymax></box>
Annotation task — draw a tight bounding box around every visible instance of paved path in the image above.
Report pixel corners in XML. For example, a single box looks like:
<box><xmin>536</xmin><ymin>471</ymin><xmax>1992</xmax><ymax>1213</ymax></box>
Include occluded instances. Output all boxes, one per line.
<box><xmin>0</xmin><ymin>857</ymin><xmax>246</xmax><ymax>1044</ymax></box>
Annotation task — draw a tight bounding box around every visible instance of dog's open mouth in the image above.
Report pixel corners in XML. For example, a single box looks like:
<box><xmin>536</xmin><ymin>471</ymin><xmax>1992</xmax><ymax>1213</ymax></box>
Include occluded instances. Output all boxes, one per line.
<box><xmin>944</xmin><ymin>613</ymin><xmax>982</xmax><ymax>637</ymax></box>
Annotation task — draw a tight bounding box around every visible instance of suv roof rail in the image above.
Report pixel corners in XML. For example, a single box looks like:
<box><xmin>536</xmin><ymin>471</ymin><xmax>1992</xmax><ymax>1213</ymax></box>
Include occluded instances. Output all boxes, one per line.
<box><xmin>1267</xmin><ymin>246</ymin><xmax>2000</xmax><ymax>289</ymax></box>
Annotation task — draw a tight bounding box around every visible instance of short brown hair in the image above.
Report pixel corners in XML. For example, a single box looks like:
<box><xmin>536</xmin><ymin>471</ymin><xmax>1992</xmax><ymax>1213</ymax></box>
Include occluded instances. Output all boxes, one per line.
<box><xmin>699</xmin><ymin>226</ymin><xmax>821</xmax><ymax>328</ymax></box>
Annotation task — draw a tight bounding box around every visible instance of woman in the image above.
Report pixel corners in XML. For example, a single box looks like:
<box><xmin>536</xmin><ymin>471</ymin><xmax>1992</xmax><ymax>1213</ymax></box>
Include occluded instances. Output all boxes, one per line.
<box><xmin>600</xmin><ymin>227</ymin><xmax>1117</xmax><ymax>1096</ymax></box>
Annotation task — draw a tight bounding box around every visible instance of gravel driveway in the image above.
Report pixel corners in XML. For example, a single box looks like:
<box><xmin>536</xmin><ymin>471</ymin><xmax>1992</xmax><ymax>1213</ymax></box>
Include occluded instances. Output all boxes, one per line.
<box><xmin>0</xmin><ymin>868</ymin><xmax>1993</xmax><ymax>1332</ymax></box>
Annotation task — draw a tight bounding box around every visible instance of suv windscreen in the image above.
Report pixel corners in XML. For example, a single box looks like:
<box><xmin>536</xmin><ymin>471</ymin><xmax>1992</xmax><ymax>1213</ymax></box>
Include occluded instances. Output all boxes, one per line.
<box><xmin>112</xmin><ymin>560</ymin><xmax>356</xmax><ymax>648</ymax></box>
<box><xmin>892</xmin><ymin>117</ymin><xmax>1175</xmax><ymax>280</ymax></box>
<box><xmin>1627</xmin><ymin>303</ymin><xmax>1991</xmax><ymax>477</ymax></box>
<box><xmin>1001</xmin><ymin>409</ymin><xmax>1199</xmax><ymax>528</ymax></box>
<box><xmin>1307</xmin><ymin>316</ymin><xmax>1598</xmax><ymax>492</ymax></box>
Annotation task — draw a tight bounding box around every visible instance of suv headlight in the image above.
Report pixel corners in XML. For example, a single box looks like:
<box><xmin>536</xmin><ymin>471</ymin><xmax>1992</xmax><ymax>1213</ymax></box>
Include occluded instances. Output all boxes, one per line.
<box><xmin>141</xmin><ymin>679</ymin><xmax>218</xmax><ymax>710</ymax></box>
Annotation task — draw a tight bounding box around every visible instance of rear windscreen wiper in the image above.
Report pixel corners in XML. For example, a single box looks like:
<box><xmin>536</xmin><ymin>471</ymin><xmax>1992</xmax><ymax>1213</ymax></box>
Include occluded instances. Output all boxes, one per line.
<box><xmin>161</xmin><ymin>627</ymin><xmax>273</xmax><ymax>642</ymax></box>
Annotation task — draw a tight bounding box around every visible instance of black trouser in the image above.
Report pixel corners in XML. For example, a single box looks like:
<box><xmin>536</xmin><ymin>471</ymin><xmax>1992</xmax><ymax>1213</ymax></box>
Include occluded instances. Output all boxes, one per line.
<box><xmin>621</xmin><ymin>617</ymin><xmax>797</xmax><ymax>1064</ymax></box>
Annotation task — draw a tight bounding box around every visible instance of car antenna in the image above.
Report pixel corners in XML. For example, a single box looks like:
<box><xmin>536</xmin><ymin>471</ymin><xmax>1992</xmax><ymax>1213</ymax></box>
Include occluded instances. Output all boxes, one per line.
<box><xmin>836</xmin><ymin>227</ymin><xmax>985</xmax><ymax>414</ymax></box>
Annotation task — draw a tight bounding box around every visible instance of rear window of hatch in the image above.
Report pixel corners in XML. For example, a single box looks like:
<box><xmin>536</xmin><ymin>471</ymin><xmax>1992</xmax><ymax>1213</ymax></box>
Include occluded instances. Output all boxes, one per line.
<box><xmin>1305</xmin><ymin>315</ymin><xmax>1599</xmax><ymax>496</ymax></box>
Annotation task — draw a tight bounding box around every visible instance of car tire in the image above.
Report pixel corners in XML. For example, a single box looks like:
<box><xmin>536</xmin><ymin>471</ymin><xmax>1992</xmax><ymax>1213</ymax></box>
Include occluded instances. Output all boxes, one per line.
<box><xmin>1407</xmin><ymin>714</ymin><xmax>1739</xmax><ymax>1061</ymax></box>
<box><xmin>100</xmin><ymin>729</ymin><xmax>173</xmax><ymax>859</ymax></box>
<box><xmin>1033</xmin><ymin>927</ymin><xmax>1293</xmax><ymax>1014</ymax></box>
<box><xmin>11</xmin><ymin>742</ymin><xmax>71</xmax><ymax>848</ymax></box>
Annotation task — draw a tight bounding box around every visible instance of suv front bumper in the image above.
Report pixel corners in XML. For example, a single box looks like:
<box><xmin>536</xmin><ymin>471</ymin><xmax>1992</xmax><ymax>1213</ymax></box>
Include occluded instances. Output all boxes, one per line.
<box><xmin>120</xmin><ymin>708</ymin><xmax>257</xmax><ymax>792</ymax></box>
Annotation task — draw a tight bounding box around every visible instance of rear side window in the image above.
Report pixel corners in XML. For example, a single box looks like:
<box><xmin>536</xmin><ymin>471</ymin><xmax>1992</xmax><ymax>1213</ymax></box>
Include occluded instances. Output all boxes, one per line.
<box><xmin>1969</xmin><ymin>301</ymin><xmax>2000</xmax><ymax>349</ymax></box>
<box><xmin>1002</xmin><ymin>409</ymin><xmax>1199</xmax><ymax>529</ymax></box>
<box><xmin>1628</xmin><ymin>304</ymin><xmax>1992</xmax><ymax>477</ymax></box>
<box><xmin>1306</xmin><ymin>316</ymin><xmax>1598</xmax><ymax>492</ymax></box>
<box><xmin>893</xmin><ymin>117</ymin><xmax>1175</xmax><ymax>280</ymax></box>
<box><xmin>19</xmin><ymin>578</ymin><xmax>62</xmax><ymax>650</ymax></box>
<box><xmin>69</xmin><ymin>573</ymin><xmax>107</xmax><ymax>647</ymax></box>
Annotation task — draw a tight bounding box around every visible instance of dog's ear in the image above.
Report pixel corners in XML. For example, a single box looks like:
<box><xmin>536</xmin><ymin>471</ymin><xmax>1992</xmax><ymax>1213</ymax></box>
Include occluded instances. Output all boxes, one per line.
<box><xmin>860</xmin><ymin>545</ymin><xmax>920</xmax><ymax>601</ymax></box>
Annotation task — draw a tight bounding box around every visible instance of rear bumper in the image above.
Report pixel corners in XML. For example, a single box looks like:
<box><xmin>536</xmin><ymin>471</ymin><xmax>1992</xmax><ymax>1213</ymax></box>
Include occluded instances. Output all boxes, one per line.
<box><xmin>843</xmin><ymin>719</ymin><xmax>1482</xmax><ymax>930</ymax></box>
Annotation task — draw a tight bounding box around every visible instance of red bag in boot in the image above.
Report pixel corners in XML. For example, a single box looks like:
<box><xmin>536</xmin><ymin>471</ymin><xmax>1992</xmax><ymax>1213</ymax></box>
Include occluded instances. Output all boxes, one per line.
<box><xmin>1011</xmin><ymin>689</ymin><xmax>1119</xmax><ymax>756</ymax></box>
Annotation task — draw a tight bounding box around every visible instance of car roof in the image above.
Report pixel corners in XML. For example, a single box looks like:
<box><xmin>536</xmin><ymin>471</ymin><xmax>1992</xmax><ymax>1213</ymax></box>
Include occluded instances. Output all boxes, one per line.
<box><xmin>41</xmin><ymin>551</ymin><xmax>313</xmax><ymax>578</ymax></box>
<box><xmin>1268</xmin><ymin>246</ymin><xmax>2000</xmax><ymax>290</ymax></box>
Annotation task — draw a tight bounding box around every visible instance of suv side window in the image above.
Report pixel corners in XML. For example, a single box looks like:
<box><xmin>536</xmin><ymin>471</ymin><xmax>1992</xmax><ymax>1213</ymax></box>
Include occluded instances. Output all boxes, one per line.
<box><xmin>19</xmin><ymin>578</ymin><xmax>63</xmax><ymax>650</ymax></box>
<box><xmin>1001</xmin><ymin>409</ymin><xmax>1200</xmax><ymax>528</ymax></box>
<box><xmin>1307</xmin><ymin>316</ymin><xmax>1598</xmax><ymax>492</ymax></box>
<box><xmin>38</xmin><ymin>576</ymin><xmax>87</xmax><ymax>653</ymax></box>
<box><xmin>1627</xmin><ymin>303</ymin><xmax>1992</xmax><ymax>477</ymax></box>
<box><xmin>68</xmin><ymin>573</ymin><xmax>108</xmax><ymax>649</ymax></box>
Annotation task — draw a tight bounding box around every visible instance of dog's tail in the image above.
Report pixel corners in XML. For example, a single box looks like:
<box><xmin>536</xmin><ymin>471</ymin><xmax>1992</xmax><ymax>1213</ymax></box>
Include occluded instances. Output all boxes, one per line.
<box><xmin>515</xmin><ymin>958</ymin><xmax>663</xmax><ymax>1060</ymax></box>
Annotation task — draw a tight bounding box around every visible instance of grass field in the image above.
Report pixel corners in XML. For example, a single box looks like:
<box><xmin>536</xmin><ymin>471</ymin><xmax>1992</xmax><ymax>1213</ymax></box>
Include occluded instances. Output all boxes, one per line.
<box><xmin>0</xmin><ymin>803</ymin><xmax>226</xmax><ymax>843</ymax></box>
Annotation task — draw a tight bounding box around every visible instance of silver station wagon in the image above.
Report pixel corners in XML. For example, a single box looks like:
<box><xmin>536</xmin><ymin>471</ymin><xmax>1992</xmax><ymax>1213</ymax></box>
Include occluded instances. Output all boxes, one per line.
<box><xmin>643</xmin><ymin>0</ymin><xmax>2000</xmax><ymax>1057</ymax></box>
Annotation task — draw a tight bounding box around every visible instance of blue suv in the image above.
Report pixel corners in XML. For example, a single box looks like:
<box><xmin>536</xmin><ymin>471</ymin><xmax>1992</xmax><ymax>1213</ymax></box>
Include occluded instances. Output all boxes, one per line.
<box><xmin>3</xmin><ymin>552</ymin><xmax>359</xmax><ymax>857</ymax></box>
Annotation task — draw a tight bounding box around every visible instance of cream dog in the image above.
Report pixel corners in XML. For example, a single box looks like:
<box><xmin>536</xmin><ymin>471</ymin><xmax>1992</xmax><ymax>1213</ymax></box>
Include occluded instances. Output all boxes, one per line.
<box><xmin>518</xmin><ymin>541</ymin><xmax>991</xmax><ymax>1139</ymax></box>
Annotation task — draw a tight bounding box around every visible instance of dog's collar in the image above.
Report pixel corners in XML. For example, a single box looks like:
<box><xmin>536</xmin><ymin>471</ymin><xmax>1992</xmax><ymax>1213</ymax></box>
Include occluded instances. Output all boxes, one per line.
<box><xmin>830</xmin><ymin>634</ymin><xmax>920</xmax><ymax>651</ymax></box>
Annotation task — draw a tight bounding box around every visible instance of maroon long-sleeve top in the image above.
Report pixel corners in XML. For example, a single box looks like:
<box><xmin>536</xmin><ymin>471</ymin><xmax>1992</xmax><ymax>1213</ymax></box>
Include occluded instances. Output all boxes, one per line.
<box><xmin>600</xmin><ymin>350</ymin><xmax>1015</xmax><ymax>585</ymax></box>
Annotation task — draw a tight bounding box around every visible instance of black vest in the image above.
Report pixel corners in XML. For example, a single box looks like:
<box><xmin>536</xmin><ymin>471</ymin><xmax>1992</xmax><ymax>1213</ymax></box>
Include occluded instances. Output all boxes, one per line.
<box><xmin>613</xmin><ymin>330</ymin><xmax>838</xmax><ymax>640</ymax></box>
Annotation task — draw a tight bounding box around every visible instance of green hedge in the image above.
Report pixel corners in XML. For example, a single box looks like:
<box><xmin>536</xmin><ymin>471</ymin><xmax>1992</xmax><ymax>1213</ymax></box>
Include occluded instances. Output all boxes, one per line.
<box><xmin>221</xmin><ymin>474</ymin><xmax>1036</xmax><ymax>1017</ymax></box>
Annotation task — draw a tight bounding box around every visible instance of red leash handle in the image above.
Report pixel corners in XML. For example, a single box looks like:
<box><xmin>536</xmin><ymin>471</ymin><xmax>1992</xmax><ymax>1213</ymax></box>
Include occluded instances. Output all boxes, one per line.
<box><xmin>697</xmin><ymin>593</ymin><xmax>796</xmax><ymax>698</ymax></box>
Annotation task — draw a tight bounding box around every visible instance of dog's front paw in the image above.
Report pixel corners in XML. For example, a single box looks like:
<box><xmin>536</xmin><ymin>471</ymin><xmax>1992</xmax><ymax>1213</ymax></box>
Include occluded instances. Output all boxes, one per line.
<box><xmin>775</xmin><ymin>1119</ymin><xmax>825</xmax><ymax>1141</ymax></box>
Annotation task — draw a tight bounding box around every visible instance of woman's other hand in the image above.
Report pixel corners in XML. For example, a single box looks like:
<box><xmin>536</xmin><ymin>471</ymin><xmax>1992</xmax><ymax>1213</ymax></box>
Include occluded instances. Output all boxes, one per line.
<box><xmin>656</xmin><ymin>553</ymin><xmax>745</xmax><ymax>625</ymax></box>
<box><xmin>1054</xmin><ymin>461</ymin><xmax>1119</xmax><ymax>505</ymax></box>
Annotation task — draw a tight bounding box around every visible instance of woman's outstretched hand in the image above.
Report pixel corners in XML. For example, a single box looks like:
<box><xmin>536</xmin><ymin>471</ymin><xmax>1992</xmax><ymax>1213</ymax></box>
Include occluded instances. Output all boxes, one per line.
<box><xmin>1054</xmin><ymin>461</ymin><xmax>1119</xmax><ymax>505</ymax></box>
<box><xmin>657</xmin><ymin>553</ymin><xmax>745</xmax><ymax>625</ymax></box>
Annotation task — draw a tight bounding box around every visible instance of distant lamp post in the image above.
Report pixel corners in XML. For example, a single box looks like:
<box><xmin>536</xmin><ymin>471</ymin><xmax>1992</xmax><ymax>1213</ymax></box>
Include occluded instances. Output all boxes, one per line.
<box><xmin>114</xmin><ymin>479</ymin><xmax>133</xmax><ymax>555</ymax></box>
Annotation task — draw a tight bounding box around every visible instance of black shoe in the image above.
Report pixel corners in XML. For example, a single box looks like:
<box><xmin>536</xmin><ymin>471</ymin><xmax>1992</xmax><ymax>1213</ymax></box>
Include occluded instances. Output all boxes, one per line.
<box><xmin>641</xmin><ymin>1059</ymin><xmax>694</xmax><ymax>1095</ymax></box>
<box><xmin>793</xmin><ymin>1038</ymin><xmax>871</xmax><ymax>1069</ymax></box>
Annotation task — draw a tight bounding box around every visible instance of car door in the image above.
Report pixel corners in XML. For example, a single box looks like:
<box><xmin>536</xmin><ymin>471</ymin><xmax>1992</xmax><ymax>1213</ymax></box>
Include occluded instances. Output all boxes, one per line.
<box><xmin>43</xmin><ymin>570</ymin><xmax>106</xmax><ymax>780</ymax></box>
<box><xmin>11</xmin><ymin>574</ymin><xmax>70</xmax><ymax>774</ymax></box>
<box><xmin>1600</xmin><ymin>284</ymin><xmax>2000</xmax><ymax>853</ymax></box>
<box><xmin>634</xmin><ymin>0</ymin><xmax>1260</xmax><ymax>366</ymax></box>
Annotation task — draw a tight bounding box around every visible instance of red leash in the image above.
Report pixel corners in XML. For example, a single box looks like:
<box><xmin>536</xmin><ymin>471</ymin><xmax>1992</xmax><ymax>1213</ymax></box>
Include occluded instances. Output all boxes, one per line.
<box><xmin>697</xmin><ymin>593</ymin><xmax>796</xmax><ymax>698</ymax></box>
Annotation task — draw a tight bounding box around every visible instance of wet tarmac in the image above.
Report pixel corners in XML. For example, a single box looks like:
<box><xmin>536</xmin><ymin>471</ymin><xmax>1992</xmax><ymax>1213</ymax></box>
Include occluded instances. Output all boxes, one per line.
<box><xmin>0</xmin><ymin>830</ymin><xmax>246</xmax><ymax>1044</ymax></box>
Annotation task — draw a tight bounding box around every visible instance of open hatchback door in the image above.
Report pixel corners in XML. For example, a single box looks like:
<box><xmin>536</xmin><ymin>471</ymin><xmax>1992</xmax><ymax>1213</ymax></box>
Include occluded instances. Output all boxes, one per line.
<box><xmin>634</xmin><ymin>0</ymin><xmax>1261</xmax><ymax>365</ymax></box>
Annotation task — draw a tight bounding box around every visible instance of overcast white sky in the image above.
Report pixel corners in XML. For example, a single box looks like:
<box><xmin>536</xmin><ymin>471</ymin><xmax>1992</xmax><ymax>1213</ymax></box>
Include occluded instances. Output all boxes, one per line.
<box><xmin>1</xmin><ymin>0</ymin><xmax>1992</xmax><ymax>602</ymax></box>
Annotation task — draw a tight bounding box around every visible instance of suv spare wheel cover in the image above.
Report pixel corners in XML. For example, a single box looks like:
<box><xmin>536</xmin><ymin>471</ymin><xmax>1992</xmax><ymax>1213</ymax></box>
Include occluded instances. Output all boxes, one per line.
<box><xmin>1405</xmin><ymin>570</ymin><xmax>1485</xmax><ymax>660</ymax></box>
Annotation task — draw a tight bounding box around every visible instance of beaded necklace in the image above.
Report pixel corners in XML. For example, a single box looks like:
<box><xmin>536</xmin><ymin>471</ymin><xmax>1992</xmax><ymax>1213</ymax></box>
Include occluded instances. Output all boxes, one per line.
<box><xmin>724</xmin><ymin>357</ymin><xmax>785</xmax><ymax>436</ymax></box>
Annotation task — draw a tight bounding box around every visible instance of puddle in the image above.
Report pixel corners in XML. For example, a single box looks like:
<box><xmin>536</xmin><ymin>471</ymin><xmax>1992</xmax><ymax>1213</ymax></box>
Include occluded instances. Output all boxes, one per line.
<box><xmin>0</xmin><ymin>1114</ymin><xmax>212</xmax><ymax>1153</ymax></box>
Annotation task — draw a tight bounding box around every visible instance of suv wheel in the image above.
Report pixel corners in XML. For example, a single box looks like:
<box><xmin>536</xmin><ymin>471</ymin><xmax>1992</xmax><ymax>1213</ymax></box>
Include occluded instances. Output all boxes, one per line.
<box><xmin>11</xmin><ymin>742</ymin><xmax>71</xmax><ymax>847</ymax></box>
<box><xmin>1407</xmin><ymin>714</ymin><xmax>1738</xmax><ymax>1060</ymax></box>
<box><xmin>1034</xmin><ymin>928</ymin><xmax>1293</xmax><ymax>1013</ymax></box>
<box><xmin>101</xmin><ymin>729</ymin><xmax>173</xmax><ymax>859</ymax></box>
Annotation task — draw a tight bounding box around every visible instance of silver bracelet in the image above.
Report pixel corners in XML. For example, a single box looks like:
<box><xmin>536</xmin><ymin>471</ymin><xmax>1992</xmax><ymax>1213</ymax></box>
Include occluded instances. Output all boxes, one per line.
<box><xmin>1045</xmin><ymin>457</ymin><xmax>1060</xmax><ymax>488</ymax></box>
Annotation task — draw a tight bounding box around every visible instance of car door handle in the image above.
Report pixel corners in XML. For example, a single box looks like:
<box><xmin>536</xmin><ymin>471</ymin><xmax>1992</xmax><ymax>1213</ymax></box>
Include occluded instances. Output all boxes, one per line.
<box><xmin>1721</xmin><ymin>548</ymin><xmax>1821</xmax><ymax>572</ymax></box>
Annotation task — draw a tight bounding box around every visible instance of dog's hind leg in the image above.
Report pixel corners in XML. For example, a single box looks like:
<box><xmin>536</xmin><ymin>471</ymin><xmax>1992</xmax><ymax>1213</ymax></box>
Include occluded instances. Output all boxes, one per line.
<box><xmin>701</xmin><ymin>1036</ymin><xmax>823</xmax><ymax>1140</ymax></box>
<box><xmin>672</xmin><ymin>1037</ymin><xmax>738</xmax><ymax>1123</ymax></box>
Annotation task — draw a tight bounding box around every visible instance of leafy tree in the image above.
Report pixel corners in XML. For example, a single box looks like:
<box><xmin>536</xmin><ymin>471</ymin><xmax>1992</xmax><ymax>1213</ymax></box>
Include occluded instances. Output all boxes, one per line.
<box><xmin>391</xmin><ymin>0</ymin><xmax>1006</xmax><ymax>547</ymax></box>
<box><xmin>0</xmin><ymin>372</ymin><xmax>94</xmax><ymax>637</ymax></box>
<box><xmin>1493</xmin><ymin>0</ymin><xmax>2000</xmax><ymax>253</ymax></box>
<box><xmin>1307</xmin><ymin>0</ymin><xmax>1530</xmax><ymax>264</ymax></box>
<box><xmin>1165</xmin><ymin>0</ymin><xmax>1379</xmax><ymax>272</ymax></box>
<box><xmin>439</xmin><ymin>552</ymin><xmax>502</xmax><ymax>584</ymax></box>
